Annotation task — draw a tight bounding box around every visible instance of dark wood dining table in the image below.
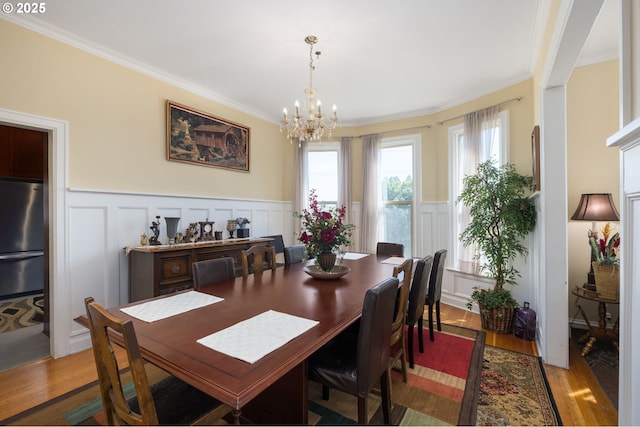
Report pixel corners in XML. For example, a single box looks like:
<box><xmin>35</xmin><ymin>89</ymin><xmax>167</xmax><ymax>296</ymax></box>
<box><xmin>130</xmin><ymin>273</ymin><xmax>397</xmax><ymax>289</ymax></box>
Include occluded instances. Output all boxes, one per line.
<box><xmin>76</xmin><ymin>253</ymin><xmax>400</xmax><ymax>424</ymax></box>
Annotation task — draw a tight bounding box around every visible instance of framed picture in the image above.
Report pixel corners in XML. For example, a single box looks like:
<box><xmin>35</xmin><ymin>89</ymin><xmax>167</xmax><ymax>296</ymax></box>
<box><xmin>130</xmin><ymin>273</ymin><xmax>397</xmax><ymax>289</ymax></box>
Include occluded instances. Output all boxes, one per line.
<box><xmin>167</xmin><ymin>101</ymin><xmax>250</xmax><ymax>172</ymax></box>
<box><xmin>531</xmin><ymin>125</ymin><xmax>540</xmax><ymax>191</ymax></box>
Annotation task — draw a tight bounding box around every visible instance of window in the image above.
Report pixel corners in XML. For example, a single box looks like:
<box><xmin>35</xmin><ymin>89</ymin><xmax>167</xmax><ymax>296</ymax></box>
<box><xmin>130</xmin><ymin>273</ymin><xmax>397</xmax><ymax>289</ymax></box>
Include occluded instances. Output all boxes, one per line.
<box><xmin>379</xmin><ymin>136</ymin><xmax>420</xmax><ymax>257</ymax></box>
<box><xmin>449</xmin><ymin>110</ymin><xmax>509</xmax><ymax>273</ymax></box>
<box><xmin>306</xmin><ymin>142</ymin><xmax>339</xmax><ymax>208</ymax></box>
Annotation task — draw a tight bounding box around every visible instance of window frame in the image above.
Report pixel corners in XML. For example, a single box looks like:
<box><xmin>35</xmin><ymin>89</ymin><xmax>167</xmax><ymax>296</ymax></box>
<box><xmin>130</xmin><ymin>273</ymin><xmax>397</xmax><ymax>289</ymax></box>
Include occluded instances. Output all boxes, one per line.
<box><xmin>304</xmin><ymin>141</ymin><xmax>340</xmax><ymax>207</ymax></box>
<box><xmin>379</xmin><ymin>134</ymin><xmax>421</xmax><ymax>257</ymax></box>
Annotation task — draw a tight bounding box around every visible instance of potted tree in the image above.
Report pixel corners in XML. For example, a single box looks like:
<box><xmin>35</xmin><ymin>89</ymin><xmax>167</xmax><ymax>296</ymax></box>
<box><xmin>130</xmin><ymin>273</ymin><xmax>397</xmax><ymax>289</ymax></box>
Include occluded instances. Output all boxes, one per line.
<box><xmin>458</xmin><ymin>160</ymin><xmax>537</xmax><ymax>333</ymax></box>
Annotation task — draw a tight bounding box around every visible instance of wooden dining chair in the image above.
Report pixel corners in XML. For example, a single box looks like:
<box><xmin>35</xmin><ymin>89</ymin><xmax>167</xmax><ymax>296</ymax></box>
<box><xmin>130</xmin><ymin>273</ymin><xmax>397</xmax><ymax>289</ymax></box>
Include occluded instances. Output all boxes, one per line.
<box><xmin>83</xmin><ymin>297</ymin><xmax>232</xmax><ymax>425</ymax></box>
<box><xmin>308</xmin><ymin>277</ymin><xmax>398</xmax><ymax>425</ymax></box>
<box><xmin>283</xmin><ymin>244</ymin><xmax>306</xmax><ymax>266</ymax></box>
<box><xmin>192</xmin><ymin>257</ymin><xmax>235</xmax><ymax>288</ymax></box>
<box><xmin>390</xmin><ymin>257</ymin><xmax>413</xmax><ymax>383</ymax></box>
<box><xmin>261</xmin><ymin>235</ymin><xmax>286</xmax><ymax>267</ymax></box>
<box><xmin>406</xmin><ymin>255</ymin><xmax>434</xmax><ymax>368</ymax></box>
<box><xmin>376</xmin><ymin>241</ymin><xmax>404</xmax><ymax>257</ymax></box>
<box><xmin>425</xmin><ymin>249</ymin><xmax>448</xmax><ymax>341</ymax></box>
<box><xmin>240</xmin><ymin>244</ymin><xmax>276</xmax><ymax>277</ymax></box>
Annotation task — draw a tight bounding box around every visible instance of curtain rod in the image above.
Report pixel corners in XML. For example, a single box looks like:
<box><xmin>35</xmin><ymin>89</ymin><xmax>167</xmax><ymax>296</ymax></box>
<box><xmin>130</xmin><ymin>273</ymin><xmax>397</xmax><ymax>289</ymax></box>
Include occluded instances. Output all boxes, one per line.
<box><xmin>436</xmin><ymin>96</ymin><xmax>523</xmax><ymax>126</ymax></box>
<box><xmin>354</xmin><ymin>123</ymin><xmax>431</xmax><ymax>139</ymax></box>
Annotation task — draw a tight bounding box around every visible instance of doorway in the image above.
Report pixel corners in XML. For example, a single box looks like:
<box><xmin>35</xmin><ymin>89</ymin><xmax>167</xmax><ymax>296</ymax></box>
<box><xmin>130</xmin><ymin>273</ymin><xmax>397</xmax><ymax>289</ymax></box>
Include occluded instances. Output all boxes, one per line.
<box><xmin>0</xmin><ymin>124</ymin><xmax>50</xmax><ymax>371</ymax></box>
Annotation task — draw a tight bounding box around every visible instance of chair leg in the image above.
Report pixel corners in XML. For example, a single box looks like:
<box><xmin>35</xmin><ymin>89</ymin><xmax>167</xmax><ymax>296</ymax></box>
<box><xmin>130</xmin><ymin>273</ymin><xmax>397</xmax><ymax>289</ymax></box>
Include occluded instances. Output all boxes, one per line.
<box><xmin>408</xmin><ymin>323</ymin><xmax>415</xmax><ymax>369</ymax></box>
<box><xmin>380</xmin><ymin>370</ymin><xmax>391</xmax><ymax>425</ymax></box>
<box><xmin>428</xmin><ymin>303</ymin><xmax>435</xmax><ymax>341</ymax></box>
<box><xmin>417</xmin><ymin>315</ymin><xmax>424</xmax><ymax>353</ymax></box>
<box><xmin>436</xmin><ymin>301</ymin><xmax>442</xmax><ymax>331</ymax></box>
<box><xmin>357</xmin><ymin>395</ymin><xmax>369</xmax><ymax>425</ymax></box>
<box><xmin>322</xmin><ymin>384</ymin><xmax>330</xmax><ymax>400</ymax></box>
<box><xmin>399</xmin><ymin>336</ymin><xmax>408</xmax><ymax>383</ymax></box>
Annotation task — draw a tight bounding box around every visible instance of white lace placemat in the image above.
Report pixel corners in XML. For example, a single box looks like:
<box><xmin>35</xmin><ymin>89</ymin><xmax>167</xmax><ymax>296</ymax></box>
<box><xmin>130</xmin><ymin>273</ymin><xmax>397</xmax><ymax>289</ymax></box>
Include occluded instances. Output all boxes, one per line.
<box><xmin>381</xmin><ymin>256</ymin><xmax>406</xmax><ymax>265</ymax></box>
<box><xmin>197</xmin><ymin>310</ymin><xmax>319</xmax><ymax>364</ymax></box>
<box><xmin>120</xmin><ymin>291</ymin><xmax>223</xmax><ymax>323</ymax></box>
<box><xmin>342</xmin><ymin>252</ymin><xmax>369</xmax><ymax>260</ymax></box>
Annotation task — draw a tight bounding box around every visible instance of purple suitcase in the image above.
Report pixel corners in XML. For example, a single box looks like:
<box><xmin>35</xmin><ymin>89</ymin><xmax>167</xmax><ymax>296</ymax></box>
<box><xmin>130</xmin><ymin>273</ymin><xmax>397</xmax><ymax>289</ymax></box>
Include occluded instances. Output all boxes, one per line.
<box><xmin>514</xmin><ymin>302</ymin><xmax>536</xmax><ymax>341</ymax></box>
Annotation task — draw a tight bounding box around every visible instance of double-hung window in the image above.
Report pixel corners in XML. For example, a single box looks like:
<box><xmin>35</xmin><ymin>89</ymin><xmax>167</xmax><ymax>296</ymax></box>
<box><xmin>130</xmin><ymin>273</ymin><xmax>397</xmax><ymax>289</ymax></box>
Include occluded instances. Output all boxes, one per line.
<box><xmin>305</xmin><ymin>142</ymin><xmax>339</xmax><ymax>209</ymax></box>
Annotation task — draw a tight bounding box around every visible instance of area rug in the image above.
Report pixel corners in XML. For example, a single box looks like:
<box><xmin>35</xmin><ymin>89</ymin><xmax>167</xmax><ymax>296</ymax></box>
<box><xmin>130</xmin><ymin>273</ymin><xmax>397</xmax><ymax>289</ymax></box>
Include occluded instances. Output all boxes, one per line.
<box><xmin>0</xmin><ymin>296</ymin><xmax>44</xmax><ymax>333</ymax></box>
<box><xmin>476</xmin><ymin>346</ymin><xmax>562</xmax><ymax>426</ymax></box>
<box><xmin>0</xmin><ymin>324</ymin><xmax>484</xmax><ymax>426</ymax></box>
<box><xmin>0</xmin><ymin>326</ymin><xmax>561</xmax><ymax>426</ymax></box>
<box><xmin>571</xmin><ymin>327</ymin><xmax>618</xmax><ymax>409</ymax></box>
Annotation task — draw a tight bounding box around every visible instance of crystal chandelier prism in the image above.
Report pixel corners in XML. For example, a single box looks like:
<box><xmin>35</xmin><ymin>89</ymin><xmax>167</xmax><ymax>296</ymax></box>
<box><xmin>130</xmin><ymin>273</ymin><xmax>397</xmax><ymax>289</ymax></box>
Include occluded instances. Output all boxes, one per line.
<box><xmin>281</xmin><ymin>35</ymin><xmax>338</xmax><ymax>143</ymax></box>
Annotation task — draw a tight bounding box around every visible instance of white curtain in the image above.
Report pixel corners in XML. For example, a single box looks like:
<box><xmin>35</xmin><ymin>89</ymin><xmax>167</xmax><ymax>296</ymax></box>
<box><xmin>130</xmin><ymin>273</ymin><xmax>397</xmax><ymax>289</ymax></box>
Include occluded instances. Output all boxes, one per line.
<box><xmin>294</xmin><ymin>140</ymin><xmax>308</xmax><ymax>239</ymax></box>
<box><xmin>457</xmin><ymin>106</ymin><xmax>500</xmax><ymax>274</ymax></box>
<box><xmin>360</xmin><ymin>134</ymin><xmax>381</xmax><ymax>254</ymax></box>
<box><xmin>338</xmin><ymin>137</ymin><xmax>352</xmax><ymax>226</ymax></box>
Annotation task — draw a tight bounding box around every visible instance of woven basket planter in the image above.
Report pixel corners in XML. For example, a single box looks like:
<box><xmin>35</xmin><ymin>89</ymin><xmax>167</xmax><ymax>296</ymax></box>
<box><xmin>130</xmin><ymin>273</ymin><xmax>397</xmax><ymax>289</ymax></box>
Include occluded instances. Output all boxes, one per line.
<box><xmin>592</xmin><ymin>262</ymin><xmax>619</xmax><ymax>300</ymax></box>
<box><xmin>479</xmin><ymin>304</ymin><xmax>516</xmax><ymax>334</ymax></box>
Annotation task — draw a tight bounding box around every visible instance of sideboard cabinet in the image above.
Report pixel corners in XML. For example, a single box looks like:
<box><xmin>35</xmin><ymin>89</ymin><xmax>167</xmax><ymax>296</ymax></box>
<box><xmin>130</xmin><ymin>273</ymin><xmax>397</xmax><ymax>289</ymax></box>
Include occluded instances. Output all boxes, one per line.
<box><xmin>127</xmin><ymin>238</ymin><xmax>270</xmax><ymax>301</ymax></box>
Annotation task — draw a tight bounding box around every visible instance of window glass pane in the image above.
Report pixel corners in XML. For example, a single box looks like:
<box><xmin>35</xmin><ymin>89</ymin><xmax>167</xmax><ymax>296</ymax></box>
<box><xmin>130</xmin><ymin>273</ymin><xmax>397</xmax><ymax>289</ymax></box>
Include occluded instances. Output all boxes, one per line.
<box><xmin>307</xmin><ymin>150</ymin><xmax>338</xmax><ymax>203</ymax></box>
<box><xmin>380</xmin><ymin>144</ymin><xmax>413</xmax><ymax>256</ymax></box>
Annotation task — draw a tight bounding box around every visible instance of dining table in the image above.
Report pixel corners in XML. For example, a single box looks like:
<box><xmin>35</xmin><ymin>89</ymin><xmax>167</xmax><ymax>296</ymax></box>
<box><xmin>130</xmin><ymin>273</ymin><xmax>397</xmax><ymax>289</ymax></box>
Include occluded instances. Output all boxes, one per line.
<box><xmin>75</xmin><ymin>252</ymin><xmax>403</xmax><ymax>424</ymax></box>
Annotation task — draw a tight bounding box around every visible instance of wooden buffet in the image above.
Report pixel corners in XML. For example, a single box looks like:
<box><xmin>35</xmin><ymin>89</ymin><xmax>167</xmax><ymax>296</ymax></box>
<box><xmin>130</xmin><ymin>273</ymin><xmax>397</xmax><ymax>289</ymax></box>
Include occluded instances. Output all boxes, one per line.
<box><xmin>126</xmin><ymin>238</ymin><xmax>270</xmax><ymax>302</ymax></box>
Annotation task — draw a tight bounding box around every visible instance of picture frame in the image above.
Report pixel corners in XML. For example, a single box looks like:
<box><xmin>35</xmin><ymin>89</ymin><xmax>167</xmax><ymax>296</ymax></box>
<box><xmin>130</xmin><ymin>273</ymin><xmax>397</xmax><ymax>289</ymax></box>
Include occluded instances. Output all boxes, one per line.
<box><xmin>531</xmin><ymin>125</ymin><xmax>540</xmax><ymax>191</ymax></box>
<box><xmin>167</xmin><ymin>101</ymin><xmax>250</xmax><ymax>172</ymax></box>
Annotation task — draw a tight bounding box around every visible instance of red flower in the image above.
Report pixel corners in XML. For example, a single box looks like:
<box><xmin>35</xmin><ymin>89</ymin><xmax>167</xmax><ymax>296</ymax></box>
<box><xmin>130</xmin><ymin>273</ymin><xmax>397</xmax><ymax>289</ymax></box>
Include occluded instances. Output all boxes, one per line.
<box><xmin>321</xmin><ymin>229</ymin><xmax>336</xmax><ymax>244</ymax></box>
<box><xmin>320</xmin><ymin>211</ymin><xmax>332</xmax><ymax>220</ymax></box>
<box><xmin>300</xmin><ymin>232</ymin><xmax>312</xmax><ymax>244</ymax></box>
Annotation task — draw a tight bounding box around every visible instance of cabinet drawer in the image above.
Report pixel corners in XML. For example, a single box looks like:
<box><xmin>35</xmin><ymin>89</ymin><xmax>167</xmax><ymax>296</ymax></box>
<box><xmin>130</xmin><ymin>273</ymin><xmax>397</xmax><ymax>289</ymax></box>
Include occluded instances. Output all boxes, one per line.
<box><xmin>158</xmin><ymin>281</ymin><xmax>192</xmax><ymax>296</ymax></box>
<box><xmin>159</xmin><ymin>254</ymin><xmax>191</xmax><ymax>282</ymax></box>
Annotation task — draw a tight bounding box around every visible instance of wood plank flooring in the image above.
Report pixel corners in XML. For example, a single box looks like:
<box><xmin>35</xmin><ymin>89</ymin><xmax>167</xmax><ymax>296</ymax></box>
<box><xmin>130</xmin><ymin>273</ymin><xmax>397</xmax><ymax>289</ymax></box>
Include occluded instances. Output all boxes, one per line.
<box><xmin>0</xmin><ymin>304</ymin><xmax>617</xmax><ymax>425</ymax></box>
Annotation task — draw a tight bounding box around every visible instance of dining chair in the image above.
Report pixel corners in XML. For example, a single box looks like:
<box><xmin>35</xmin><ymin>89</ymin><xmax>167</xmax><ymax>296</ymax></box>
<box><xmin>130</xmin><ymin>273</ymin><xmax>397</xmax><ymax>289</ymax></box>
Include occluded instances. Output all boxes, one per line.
<box><xmin>308</xmin><ymin>277</ymin><xmax>398</xmax><ymax>425</ymax></box>
<box><xmin>376</xmin><ymin>241</ymin><xmax>404</xmax><ymax>257</ymax></box>
<box><xmin>83</xmin><ymin>297</ymin><xmax>232</xmax><ymax>425</ymax></box>
<box><xmin>425</xmin><ymin>249</ymin><xmax>448</xmax><ymax>341</ymax></box>
<box><xmin>406</xmin><ymin>255</ymin><xmax>434</xmax><ymax>369</ymax></box>
<box><xmin>283</xmin><ymin>244</ymin><xmax>306</xmax><ymax>266</ymax></box>
<box><xmin>390</xmin><ymin>257</ymin><xmax>413</xmax><ymax>383</ymax></box>
<box><xmin>240</xmin><ymin>244</ymin><xmax>276</xmax><ymax>277</ymax></box>
<box><xmin>192</xmin><ymin>257</ymin><xmax>235</xmax><ymax>288</ymax></box>
<box><xmin>261</xmin><ymin>234</ymin><xmax>285</xmax><ymax>266</ymax></box>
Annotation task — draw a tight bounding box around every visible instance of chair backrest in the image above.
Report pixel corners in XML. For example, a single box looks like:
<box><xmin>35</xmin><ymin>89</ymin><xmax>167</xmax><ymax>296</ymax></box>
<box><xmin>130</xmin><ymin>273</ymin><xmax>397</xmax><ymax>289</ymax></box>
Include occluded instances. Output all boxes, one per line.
<box><xmin>426</xmin><ymin>249</ymin><xmax>448</xmax><ymax>305</ymax></box>
<box><xmin>261</xmin><ymin>235</ymin><xmax>285</xmax><ymax>255</ymax></box>
<box><xmin>240</xmin><ymin>244</ymin><xmax>276</xmax><ymax>276</ymax></box>
<box><xmin>406</xmin><ymin>255</ymin><xmax>434</xmax><ymax>325</ymax></box>
<box><xmin>376</xmin><ymin>242</ymin><xmax>404</xmax><ymax>257</ymax></box>
<box><xmin>283</xmin><ymin>244</ymin><xmax>306</xmax><ymax>266</ymax></box>
<box><xmin>356</xmin><ymin>277</ymin><xmax>399</xmax><ymax>396</ymax></box>
<box><xmin>192</xmin><ymin>257</ymin><xmax>235</xmax><ymax>288</ymax></box>
<box><xmin>84</xmin><ymin>297</ymin><xmax>158</xmax><ymax>425</ymax></box>
<box><xmin>390</xmin><ymin>258</ymin><xmax>413</xmax><ymax>345</ymax></box>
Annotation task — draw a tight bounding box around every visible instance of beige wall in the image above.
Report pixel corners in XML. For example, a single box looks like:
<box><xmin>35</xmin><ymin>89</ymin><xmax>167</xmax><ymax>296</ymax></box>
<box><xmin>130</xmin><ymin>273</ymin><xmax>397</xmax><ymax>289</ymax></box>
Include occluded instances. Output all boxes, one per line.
<box><xmin>567</xmin><ymin>60</ymin><xmax>620</xmax><ymax>319</ymax></box>
<box><xmin>335</xmin><ymin>78</ymin><xmax>535</xmax><ymax>203</ymax></box>
<box><xmin>0</xmin><ymin>19</ymin><xmax>292</xmax><ymax>200</ymax></box>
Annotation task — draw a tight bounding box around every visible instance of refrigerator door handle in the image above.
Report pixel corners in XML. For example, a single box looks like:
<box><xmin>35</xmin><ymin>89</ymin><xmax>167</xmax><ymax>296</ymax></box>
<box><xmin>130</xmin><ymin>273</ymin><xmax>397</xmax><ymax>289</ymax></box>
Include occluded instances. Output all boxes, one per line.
<box><xmin>0</xmin><ymin>251</ymin><xmax>44</xmax><ymax>261</ymax></box>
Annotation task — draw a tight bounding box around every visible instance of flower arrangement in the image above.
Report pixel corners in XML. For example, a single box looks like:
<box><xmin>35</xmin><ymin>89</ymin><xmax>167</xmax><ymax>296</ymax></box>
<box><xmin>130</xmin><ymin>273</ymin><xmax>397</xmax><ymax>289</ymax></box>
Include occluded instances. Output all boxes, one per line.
<box><xmin>235</xmin><ymin>217</ymin><xmax>251</xmax><ymax>225</ymax></box>
<box><xmin>295</xmin><ymin>189</ymin><xmax>355</xmax><ymax>259</ymax></box>
<box><xmin>589</xmin><ymin>222</ymin><xmax>620</xmax><ymax>265</ymax></box>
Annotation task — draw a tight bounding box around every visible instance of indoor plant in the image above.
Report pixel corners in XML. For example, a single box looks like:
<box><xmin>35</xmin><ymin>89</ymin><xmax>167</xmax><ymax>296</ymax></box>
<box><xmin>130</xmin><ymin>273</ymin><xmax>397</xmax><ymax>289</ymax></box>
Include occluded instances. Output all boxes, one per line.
<box><xmin>295</xmin><ymin>189</ymin><xmax>355</xmax><ymax>271</ymax></box>
<box><xmin>589</xmin><ymin>222</ymin><xmax>620</xmax><ymax>299</ymax></box>
<box><xmin>459</xmin><ymin>160</ymin><xmax>537</xmax><ymax>333</ymax></box>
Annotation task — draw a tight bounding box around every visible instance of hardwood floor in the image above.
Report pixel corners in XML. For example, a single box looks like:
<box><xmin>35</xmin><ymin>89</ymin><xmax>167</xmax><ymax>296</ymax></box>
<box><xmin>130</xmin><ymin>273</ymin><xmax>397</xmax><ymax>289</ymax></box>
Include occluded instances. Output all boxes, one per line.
<box><xmin>0</xmin><ymin>304</ymin><xmax>617</xmax><ymax>425</ymax></box>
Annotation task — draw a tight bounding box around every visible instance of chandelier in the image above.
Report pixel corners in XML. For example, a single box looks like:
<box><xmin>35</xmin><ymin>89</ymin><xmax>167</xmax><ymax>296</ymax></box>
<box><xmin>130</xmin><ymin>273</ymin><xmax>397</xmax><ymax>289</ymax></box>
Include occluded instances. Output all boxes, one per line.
<box><xmin>281</xmin><ymin>35</ymin><xmax>338</xmax><ymax>143</ymax></box>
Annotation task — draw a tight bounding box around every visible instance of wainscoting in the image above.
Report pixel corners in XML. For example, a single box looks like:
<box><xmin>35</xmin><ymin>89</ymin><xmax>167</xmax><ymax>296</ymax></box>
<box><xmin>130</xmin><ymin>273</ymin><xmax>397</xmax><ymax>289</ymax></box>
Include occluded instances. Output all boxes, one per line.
<box><xmin>60</xmin><ymin>190</ymin><xmax>453</xmax><ymax>355</ymax></box>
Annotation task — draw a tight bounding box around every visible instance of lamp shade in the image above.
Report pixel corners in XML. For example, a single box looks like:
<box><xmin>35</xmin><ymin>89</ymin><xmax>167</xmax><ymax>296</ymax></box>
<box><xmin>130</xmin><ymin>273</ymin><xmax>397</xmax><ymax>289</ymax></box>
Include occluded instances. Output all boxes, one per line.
<box><xmin>570</xmin><ymin>193</ymin><xmax>620</xmax><ymax>221</ymax></box>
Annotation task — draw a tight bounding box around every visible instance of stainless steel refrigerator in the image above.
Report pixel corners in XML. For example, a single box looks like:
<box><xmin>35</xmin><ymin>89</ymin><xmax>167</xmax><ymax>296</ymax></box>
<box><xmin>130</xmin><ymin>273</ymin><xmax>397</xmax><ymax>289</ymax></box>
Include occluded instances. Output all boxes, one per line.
<box><xmin>0</xmin><ymin>179</ymin><xmax>44</xmax><ymax>300</ymax></box>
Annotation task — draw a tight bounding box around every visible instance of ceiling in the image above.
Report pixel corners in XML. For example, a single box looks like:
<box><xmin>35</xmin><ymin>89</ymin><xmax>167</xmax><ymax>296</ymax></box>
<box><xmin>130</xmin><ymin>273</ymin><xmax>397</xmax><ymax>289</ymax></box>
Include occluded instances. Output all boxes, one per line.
<box><xmin>6</xmin><ymin>0</ymin><xmax>618</xmax><ymax>126</ymax></box>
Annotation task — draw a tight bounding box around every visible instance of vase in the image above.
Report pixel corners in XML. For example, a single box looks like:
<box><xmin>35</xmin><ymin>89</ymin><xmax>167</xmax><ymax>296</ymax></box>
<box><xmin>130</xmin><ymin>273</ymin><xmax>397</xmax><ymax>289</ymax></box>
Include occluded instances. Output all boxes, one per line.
<box><xmin>164</xmin><ymin>217</ymin><xmax>180</xmax><ymax>244</ymax></box>
<box><xmin>592</xmin><ymin>262</ymin><xmax>619</xmax><ymax>300</ymax></box>
<box><xmin>317</xmin><ymin>251</ymin><xmax>337</xmax><ymax>272</ymax></box>
<box><xmin>478</xmin><ymin>302</ymin><xmax>515</xmax><ymax>334</ymax></box>
<box><xmin>226</xmin><ymin>220</ymin><xmax>237</xmax><ymax>238</ymax></box>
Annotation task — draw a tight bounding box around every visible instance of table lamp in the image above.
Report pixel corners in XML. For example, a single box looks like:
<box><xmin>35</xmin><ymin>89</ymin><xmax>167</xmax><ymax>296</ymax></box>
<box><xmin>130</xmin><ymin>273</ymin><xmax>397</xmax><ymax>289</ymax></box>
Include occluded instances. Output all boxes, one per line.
<box><xmin>570</xmin><ymin>193</ymin><xmax>620</xmax><ymax>284</ymax></box>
